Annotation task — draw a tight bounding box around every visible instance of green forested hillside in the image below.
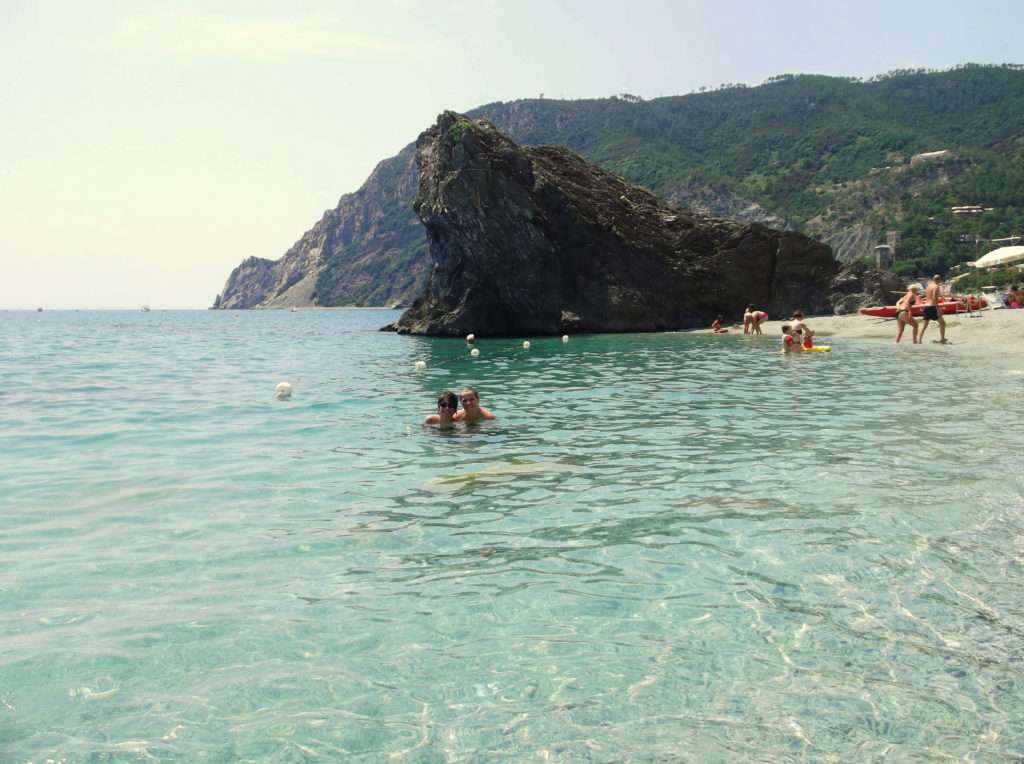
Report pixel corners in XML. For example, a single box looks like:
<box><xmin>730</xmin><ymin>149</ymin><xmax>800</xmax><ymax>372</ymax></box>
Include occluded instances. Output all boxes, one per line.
<box><xmin>473</xmin><ymin>64</ymin><xmax>1024</xmax><ymax>276</ymax></box>
<box><xmin>216</xmin><ymin>65</ymin><xmax>1024</xmax><ymax>308</ymax></box>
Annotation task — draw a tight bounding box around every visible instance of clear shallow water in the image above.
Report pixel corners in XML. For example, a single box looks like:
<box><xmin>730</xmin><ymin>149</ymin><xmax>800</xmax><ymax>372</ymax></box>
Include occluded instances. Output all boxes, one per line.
<box><xmin>2</xmin><ymin>309</ymin><xmax>1024</xmax><ymax>762</ymax></box>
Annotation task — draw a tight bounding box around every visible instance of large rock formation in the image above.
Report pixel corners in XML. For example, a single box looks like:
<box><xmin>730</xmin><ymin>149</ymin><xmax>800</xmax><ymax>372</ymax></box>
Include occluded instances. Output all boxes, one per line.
<box><xmin>829</xmin><ymin>261</ymin><xmax>906</xmax><ymax>314</ymax></box>
<box><xmin>213</xmin><ymin>69</ymin><xmax>1024</xmax><ymax>310</ymax></box>
<box><xmin>387</xmin><ymin>113</ymin><xmax>838</xmax><ymax>336</ymax></box>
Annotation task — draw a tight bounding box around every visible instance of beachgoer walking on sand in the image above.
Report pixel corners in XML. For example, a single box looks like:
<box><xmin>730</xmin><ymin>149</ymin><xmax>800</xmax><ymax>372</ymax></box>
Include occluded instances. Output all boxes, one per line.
<box><xmin>780</xmin><ymin>324</ymin><xmax>801</xmax><ymax>354</ymax></box>
<box><xmin>711</xmin><ymin>316</ymin><xmax>729</xmax><ymax>333</ymax></box>
<box><xmin>453</xmin><ymin>386</ymin><xmax>496</xmax><ymax>423</ymax></box>
<box><xmin>919</xmin><ymin>274</ymin><xmax>948</xmax><ymax>344</ymax></box>
<box><xmin>895</xmin><ymin>285</ymin><xmax>920</xmax><ymax>344</ymax></box>
<box><xmin>424</xmin><ymin>390</ymin><xmax>458</xmax><ymax>428</ymax></box>
<box><xmin>790</xmin><ymin>310</ymin><xmax>815</xmax><ymax>350</ymax></box>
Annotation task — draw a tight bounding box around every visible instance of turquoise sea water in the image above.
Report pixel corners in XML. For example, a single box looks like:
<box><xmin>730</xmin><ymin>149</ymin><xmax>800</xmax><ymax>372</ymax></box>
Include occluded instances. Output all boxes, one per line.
<box><xmin>2</xmin><ymin>308</ymin><xmax>1024</xmax><ymax>762</ymax></box>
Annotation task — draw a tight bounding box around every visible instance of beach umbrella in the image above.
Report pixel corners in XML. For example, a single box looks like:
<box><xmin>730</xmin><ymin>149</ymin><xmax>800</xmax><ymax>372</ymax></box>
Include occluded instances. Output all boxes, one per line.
<box><xmin>972</xmin><ymin>245</ymin><xmax>1024</xmax><ymax>269</ymax></box>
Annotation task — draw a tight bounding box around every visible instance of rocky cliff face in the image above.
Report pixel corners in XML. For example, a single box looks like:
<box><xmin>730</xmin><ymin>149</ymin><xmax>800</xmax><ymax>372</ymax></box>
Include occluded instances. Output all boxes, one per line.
<box><xmin>212</xmin><ymin>111</ymin><xmax>805</xmax><ymax>312</ymax></box>
<box><xmin>829</xmin><ymin>262</ymin><xmax>906</xmax><ymax>314</ymax></box>
<box><xmin>212</xmin><ymin>147</ymin><xmax>426</xmax><ymax>309</ymax></box>
<box><xmin>387</xmin><ymin>113</ymin><xmax>838</xmax><ymax>336</ymax></box>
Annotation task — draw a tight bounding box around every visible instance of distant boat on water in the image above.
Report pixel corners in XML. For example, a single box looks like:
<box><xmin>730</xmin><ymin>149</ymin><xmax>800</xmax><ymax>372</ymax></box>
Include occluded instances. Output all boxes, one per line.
<box><xmin>36</xmin><ymin>307</ymin><xmax>43</xmax><ymax>312</ymax></box>
<box><xmin>141</xmin><ymin>305</ymin><xmax>151</xmax><ymax>312</ymax></box>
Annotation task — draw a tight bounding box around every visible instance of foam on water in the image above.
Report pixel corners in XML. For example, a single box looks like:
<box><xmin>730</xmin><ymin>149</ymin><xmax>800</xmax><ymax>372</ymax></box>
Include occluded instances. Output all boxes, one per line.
<box><xmin>2</xmin><ymin>309</ymin><xmax>1023</xmax><ymax>761</ymax></box>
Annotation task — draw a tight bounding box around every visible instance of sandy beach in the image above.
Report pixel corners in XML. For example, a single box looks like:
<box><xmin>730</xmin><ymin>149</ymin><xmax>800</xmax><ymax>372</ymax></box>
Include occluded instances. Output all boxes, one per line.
<box><xmin>698</xmin><ymin>308</ymin><xmax>1024</xmax><ymax>360</ymax></box>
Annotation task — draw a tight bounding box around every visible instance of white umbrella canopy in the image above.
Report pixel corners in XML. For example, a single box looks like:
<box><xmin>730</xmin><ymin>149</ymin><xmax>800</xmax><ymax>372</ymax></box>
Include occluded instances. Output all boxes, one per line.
<box><xmin>973</xmin><ymin>245</ymin><xmax>1024</xmax><ymax>269</ymax></box>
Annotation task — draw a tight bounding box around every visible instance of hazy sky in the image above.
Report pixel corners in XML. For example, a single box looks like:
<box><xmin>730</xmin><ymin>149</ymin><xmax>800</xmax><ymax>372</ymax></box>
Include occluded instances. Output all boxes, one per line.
<box><xmin>2</xmin><ymin>0</ymin><xmax>1020</xmax><ymax>309</ymax></box>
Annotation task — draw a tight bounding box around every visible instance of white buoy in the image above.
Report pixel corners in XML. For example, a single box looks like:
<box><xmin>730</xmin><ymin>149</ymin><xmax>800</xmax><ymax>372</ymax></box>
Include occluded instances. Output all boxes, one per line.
<box><xmin>522</xmin><ymin>341</ymin><xmax>531</xmax><ymax>349</ymax></box>
<box><xmin>562</xmin><ymin>335</ymin><xmax>569</xmax><ymax>343</ymax></box>
<box><xmin>470</xmin><ymin>348</ymin><xmax>480</xmax><ymax>357</ymax></box>
<box><xmin>466</xmin><ymin>333</ymin><xmax>476</xmax><ymax>343</ymax></box>
<box><xmin>414</xmin><ymin>360</ymin><xmax>426</xmax><ymax>371</ymax></box>
<box><xmin>275</xmin><ymin>382</ymin><xmax>293</xmax><ymax>400</ymax></box>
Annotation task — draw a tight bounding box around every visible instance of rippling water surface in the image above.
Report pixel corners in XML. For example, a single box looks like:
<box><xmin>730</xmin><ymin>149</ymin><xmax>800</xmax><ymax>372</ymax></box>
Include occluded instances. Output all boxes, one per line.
<box><xmin>2</xmin><ymin>309</ymin><xmax>1024</xmax><ymax>762</ymax></box>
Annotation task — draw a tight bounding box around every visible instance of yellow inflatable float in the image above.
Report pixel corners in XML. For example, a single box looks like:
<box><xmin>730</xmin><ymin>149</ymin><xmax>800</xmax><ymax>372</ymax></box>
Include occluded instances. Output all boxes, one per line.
<box><xmin>802</xmin><ymin>345</ymin><xmax>832</xmax><ymax>353</ymax></box>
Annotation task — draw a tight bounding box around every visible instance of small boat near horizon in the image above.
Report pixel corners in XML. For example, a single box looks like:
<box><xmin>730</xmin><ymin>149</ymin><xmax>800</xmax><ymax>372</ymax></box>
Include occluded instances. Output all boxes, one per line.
<box><xmin>141</xmin><ymin>305</ymin><xmax>151</xmax><ymax>312</ymax></box>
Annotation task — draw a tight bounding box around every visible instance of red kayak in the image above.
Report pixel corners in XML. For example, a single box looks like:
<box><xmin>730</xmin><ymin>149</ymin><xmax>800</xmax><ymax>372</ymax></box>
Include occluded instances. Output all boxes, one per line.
<box><xmin>860</xmin><ymin>296</ymin><xmax>986</xmax><ymax>318</ymax></box>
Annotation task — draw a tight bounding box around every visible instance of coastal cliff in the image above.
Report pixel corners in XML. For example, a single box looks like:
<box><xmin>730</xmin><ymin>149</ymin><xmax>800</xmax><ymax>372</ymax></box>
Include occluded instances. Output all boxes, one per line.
<box><xmin>213</xmin><ymin>68</ymin><xmax>1024</xmax><ymax>310</ymax></box>
<box><xmin>212</xmin><ymin>147</ymin><xmax>427</xmax><ymax>309</ymax></box>
<box><xmin>387</xmin><ymin>113</ymin><xmax>837</xmax><ymax>336</ymax></box>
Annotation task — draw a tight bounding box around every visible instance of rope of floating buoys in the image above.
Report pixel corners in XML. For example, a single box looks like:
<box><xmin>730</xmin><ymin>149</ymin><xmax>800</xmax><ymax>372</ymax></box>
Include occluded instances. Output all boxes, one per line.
<box><xmin>412</xmin><ymin>334</ymin><xmax>571</xmax><ymax>371</ymax></box>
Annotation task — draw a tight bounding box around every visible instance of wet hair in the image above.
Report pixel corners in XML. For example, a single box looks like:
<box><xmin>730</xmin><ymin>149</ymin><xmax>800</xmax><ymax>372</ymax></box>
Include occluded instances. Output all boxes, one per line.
<box><xmin>437</xmin><ymin>390</ymin><xmax>457</xmax><ymax>410</ymax></box>
<box><xmin>781</xmin><ymin>324</ymin><xmax>792</xmax><ymax>333</ymax></box>
<box><xmin>932</xmin><ymin>274</ymin><xmax>941</xmax><ymax>281</ymax></box>
<box><xmin>459</xmin><ymin>385</ymin><xmax>479</xmax><ymax>400</ymax></box>
<box><xmin>791</xmin><ymin>310</ymin><xmax>804</xmax><ymax>319</ymax></box>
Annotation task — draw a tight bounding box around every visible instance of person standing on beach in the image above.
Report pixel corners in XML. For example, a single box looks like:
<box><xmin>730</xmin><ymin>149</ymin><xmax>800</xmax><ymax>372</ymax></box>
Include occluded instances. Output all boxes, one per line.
<box><xmin>895</xmin><ymin>285</ymin><xmax>920</xmax><ymax>344</ymax></box>
<box><xmin>919</xmin><ymin>274</ymin><xmax>948</xmax><ymax>344</ymax></box>
<box><xmin>790</xmin><ymin>310</ymin><xmax>815</xmax><ymax>350</ymax></box>
<box><xmin>453</xmin><ymin>386</ymin><xmax>496</xmax><ymax>423</ymax></box>
<box><xmin>744</xmin><ymin>305</ymin><xmax>768</xmax><ymax>335</ymax></box>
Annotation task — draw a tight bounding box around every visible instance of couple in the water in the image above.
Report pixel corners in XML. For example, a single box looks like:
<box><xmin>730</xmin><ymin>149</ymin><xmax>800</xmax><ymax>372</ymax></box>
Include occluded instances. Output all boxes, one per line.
<box><xmin>423</xmin><ymin>386</ymin><xmax>496</xmax><ymax>428</ymax></box>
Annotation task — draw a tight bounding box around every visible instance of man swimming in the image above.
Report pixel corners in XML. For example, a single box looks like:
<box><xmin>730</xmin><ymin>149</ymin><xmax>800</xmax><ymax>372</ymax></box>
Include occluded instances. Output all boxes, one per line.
<box><xmin>919</xmin><ymin>274</ymin><xmax>947</xmax><ymax>344</ymax></box>
<box><xmin>453</xmin><ymin>386</ymin><xmax>496</xmax><ymax>423</ymax></box>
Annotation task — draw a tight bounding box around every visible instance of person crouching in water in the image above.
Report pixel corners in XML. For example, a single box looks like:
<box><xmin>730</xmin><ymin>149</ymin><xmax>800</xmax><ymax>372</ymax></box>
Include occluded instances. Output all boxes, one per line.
<box><xmin>711</xmin><ymin>315</ymin><xmax>729</xmax><ymax>333</ymax></box>
<box><xmin>453</xmin><ymin>386</ymin><xmax>496</xmax><ymax>423</ymax></box>
<box><xmin>424</xmin><ymin>390</ymin><xmax>458</xmax><ymax>429</ymax></box>
<box><xmin>781</xmin><ymin>324</ymin><xmax>802</xmax><ymax>354</ymax></box>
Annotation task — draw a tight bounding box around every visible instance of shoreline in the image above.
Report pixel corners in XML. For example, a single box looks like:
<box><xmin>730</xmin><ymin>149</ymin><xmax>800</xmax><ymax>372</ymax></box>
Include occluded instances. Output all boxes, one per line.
<box><xmin>692</xmin><ymin>309</ymin><xmax>1024</xmax><ymax>360</ymax></box>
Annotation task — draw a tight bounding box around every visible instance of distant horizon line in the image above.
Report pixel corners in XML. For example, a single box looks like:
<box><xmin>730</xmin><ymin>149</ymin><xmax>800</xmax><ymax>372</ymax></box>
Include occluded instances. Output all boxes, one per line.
<box><xmin>0</xmin><ymin>306</ymin><xmax>403</xmax><ymax>312</ymax></box>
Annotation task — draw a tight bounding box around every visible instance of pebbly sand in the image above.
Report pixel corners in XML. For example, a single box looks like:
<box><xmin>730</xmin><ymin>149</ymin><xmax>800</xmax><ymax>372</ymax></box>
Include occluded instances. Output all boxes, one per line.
<box><xmin>695</xmin><ymin>308</ymin><xmax>1024</xmax><ymax>360</ymax></box>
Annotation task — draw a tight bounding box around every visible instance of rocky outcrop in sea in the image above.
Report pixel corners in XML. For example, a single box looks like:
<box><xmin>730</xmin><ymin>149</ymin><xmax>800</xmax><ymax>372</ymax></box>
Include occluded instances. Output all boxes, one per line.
<box><xmin>387</xmin><ymin>113</ymin><xmax>839</xmax><ymax>336</ymax></box>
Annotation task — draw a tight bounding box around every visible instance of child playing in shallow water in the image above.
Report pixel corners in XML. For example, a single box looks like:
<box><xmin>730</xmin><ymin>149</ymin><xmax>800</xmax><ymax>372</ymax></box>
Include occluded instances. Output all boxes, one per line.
<box><xmin>781</xmin><ymin>324</ymin><xmax>801</xmax><ymax>354</ymax></box>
